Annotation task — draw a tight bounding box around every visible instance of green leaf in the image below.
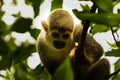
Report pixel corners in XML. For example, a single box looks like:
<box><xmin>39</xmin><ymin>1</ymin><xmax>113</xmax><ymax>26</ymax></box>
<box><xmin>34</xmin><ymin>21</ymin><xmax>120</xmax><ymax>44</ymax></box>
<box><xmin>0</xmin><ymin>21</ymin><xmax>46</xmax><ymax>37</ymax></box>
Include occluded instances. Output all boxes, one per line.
<box><xmin>11</xmin><ymin>17</ymin><xmax>32</xmax><ymax>33</ymax></box>
<box><xmin>13</xmin><ymin>0</ymin><xmax>17</xmax><ymax>5</ymax></box>
<box><xmin>30</xmin><ymin>29</ymin><xmax>41</xmax><ymax>40</ymax></box>
<box><xmin>32</xmin><ymin>64</ymin><xmax>44</xmax><ymax>75</ymax></box>
<box><xmin>80</xmin><ymin>4</ymin><xmax>90</xmax><ymax>13</ymax></box>
<box><xmin>51</xmin><ymin>0</ymin><xmax>63</xmax><ymax>11</ymax></box>
<box><xmin>79</xmin><ymin>0</ymin><xmax>91</xmax><ymax>1</ymax></box>
<box><xmin>0</xmin><ymin>39</ymin><xmax>12</xmax><ymax>70</ymax></box>
<box><xmin>105</xmin><ymin>48</ymin><xmax>120</xmax><ymax>57</ymax></box>
<box><xmin>90</xmin><ymin>24</ymin><xmax>109</xmax><ymax>34</ymax></box>
<box><xmin>114</xmin><ymin>73</ymin><xmax>120</xmax><ymax>80</ymax></box>
<box><xmin>114</xmin><ymin>59</ymin><xmax>120</xmax><ymax>80</ymax></box>
<box><xmin>37</xmin><ymin>70</ymin><xmax>49</xmax><ymax>80</ymax></box>
<box><xmin>52</xmin><ymin>57</ymin><xmax>74</xmax><ymax>80</ymax></box>
<box><xmin>92</xmin><ymin>0</ymin><xmax>113</xmax><ymax>12</ymax></box>
<box><xmin>0</xmin><ymin>21</ymin><xmax>6</xmax><ymax>32</ymax></box>
<box><xmin>118</xmin><ymin>9</ymin><xmax>120</xmax><ymax>13</ymax></box>
<box><xmin>30</xmin><ymin>64</ymin><xmax>49</xmax><ymax>80</ymax></box>
<box><xmin>0</xmin><ymin>20</ymin><xmax>8</xmax><ymax>37</ymax></box>
<box><xmin>114</xmin><ymin>59</ymin><xmax>120</xmax><ymax>71</ymax></box>
<box><xmin>25</xmin><ymin>0</ymin><xmax>44</xmax><ymax>17</ymax></box>
<box><xmin>117</xmin><ymin>41</ymin><xmax>120</xmax><ymax>47</ymax></box>
<box><xmin>14</xmin><ymin>64</ymin><xmax>36</xmax><ymax>80</ymax></box>
<box><xmin>73</xmin><ymin>10</ymin><xmax>120</xmax><ymax>26</ymax></box>
<box><xmin>106</xmin><ymin>41</ymin><xmax>117</xmax><ymax>48</ymax></box>
<box><xmin>13</xmin><ymin>44</ymin><xmax>36</xmax><ymax>63</ymax></box>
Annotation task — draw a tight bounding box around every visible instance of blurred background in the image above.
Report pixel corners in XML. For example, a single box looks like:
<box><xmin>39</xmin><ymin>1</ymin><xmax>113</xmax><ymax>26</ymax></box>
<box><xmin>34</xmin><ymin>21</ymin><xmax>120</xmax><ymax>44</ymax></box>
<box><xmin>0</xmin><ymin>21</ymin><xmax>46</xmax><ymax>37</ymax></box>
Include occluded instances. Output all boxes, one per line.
<box><xmin>0</xmin><ymin>0</ymin><xmax>120</xmax><ymax>80</ymax></box>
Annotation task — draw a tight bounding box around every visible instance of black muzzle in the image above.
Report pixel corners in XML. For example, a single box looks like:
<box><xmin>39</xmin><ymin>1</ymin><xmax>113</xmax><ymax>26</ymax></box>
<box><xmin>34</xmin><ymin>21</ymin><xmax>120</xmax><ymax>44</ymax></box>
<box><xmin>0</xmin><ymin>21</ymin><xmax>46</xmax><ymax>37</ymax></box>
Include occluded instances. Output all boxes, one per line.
<box><xmin>53</xmin><ymin>40</ymin><xmax>65</xmax><ymax>49</ymax></box>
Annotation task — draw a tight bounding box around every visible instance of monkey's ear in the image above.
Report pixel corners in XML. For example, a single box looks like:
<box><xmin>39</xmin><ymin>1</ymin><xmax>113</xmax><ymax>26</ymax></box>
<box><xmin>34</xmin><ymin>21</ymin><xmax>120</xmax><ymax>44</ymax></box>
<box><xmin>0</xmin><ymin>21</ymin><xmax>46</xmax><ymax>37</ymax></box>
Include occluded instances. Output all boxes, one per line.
<box><xmin>41</xmin><ymin>20</ymin><xmax>48</xmax><ymax>32</ymax></box>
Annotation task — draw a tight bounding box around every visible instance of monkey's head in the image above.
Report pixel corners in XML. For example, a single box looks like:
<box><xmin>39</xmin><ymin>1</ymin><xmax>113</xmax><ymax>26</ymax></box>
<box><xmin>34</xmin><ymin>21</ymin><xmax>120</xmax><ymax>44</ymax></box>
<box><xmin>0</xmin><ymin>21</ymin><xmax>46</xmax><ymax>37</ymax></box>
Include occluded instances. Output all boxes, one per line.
<box><xmin>41</xmin><ymin>9</ymin><xmax>74</xmax><ymax>49</ymax></box>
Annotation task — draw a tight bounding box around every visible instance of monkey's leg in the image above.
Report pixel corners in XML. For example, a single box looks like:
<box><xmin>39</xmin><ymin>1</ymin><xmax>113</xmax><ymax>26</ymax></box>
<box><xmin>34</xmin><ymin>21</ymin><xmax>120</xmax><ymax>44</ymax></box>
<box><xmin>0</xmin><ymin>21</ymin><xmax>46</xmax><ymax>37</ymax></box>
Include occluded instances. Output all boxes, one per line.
<box><xmin>85</xmin><ymin>58</ymin><xmax>110</xmax><ymax>80</ymax></box>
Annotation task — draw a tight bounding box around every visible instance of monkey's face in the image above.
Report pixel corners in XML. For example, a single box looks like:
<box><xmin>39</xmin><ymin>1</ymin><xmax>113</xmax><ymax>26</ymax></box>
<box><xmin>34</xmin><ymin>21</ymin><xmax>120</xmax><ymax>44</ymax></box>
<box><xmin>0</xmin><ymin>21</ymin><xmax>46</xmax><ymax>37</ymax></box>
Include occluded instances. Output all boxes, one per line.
<box><xmin>46</xmin><ymin>28</ymin><xmax>73</xmax><ymax>49</ymax></box>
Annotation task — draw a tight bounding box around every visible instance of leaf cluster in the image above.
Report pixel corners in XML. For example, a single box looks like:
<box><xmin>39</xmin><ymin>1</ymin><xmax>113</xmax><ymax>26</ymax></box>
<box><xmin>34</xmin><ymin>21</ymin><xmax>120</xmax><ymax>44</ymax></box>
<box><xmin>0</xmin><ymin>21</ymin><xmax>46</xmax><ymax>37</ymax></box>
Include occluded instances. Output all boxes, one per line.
<box><xmin>0</xmin><ymin>0</ymin><xmax>120</xmax><ymax>80</ymax></box>
<box><xmin>74</xmin><ymin>0</ymin><xmax>120</xmax><ymax>79</ymax></box>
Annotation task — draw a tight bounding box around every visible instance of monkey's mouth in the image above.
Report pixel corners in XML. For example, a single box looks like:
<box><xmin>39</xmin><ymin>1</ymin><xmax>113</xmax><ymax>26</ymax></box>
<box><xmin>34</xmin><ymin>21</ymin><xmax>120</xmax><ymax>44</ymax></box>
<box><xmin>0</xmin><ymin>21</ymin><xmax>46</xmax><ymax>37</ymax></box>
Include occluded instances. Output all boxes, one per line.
<box><xmin>53</xmin><ymin>40</ymin><xmax>65</xmax><ymax>49</ymax></box>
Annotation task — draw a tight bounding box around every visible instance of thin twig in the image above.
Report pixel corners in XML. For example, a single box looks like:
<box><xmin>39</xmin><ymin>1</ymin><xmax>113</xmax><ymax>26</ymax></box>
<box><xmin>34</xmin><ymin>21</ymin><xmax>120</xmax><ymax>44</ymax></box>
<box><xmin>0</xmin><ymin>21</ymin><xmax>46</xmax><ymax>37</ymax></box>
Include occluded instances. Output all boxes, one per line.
<box><xmin>116</xmin><ymin>32</ymin><xmax>119</xmax><ymax>41</ymax></box>
<box><xmin>107</xmin><ymin>68</ymin><xmax>120</xmax><ymax>79</ymax></box>
<box><xmin>110</xmin><ymin>27</ymin><xmax>120</xmax><ymax>47</ymax></box>
<box><xmin>0</xmin><ymin>0</ymin><xmax>3</xmax><ymax>10</ymax></box>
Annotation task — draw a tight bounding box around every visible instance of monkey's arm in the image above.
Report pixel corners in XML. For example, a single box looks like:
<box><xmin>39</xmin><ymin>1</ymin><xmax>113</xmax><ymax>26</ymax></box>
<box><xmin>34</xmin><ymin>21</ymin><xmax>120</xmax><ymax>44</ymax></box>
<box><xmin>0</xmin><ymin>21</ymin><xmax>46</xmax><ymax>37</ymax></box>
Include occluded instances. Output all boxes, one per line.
<box><xmin>86</xmin><ymin>58</ymin><xmax>110</xmax><ymax>80</ymax></box>
<box><xmin>73</xmin><ymin>24</ymin><xmax>104</xmax><ymax>64</ymax></box>
<box><xmin>84</xmin><ymin>34</ymin><xmax>104</xmax><ymax>63</ymax></box>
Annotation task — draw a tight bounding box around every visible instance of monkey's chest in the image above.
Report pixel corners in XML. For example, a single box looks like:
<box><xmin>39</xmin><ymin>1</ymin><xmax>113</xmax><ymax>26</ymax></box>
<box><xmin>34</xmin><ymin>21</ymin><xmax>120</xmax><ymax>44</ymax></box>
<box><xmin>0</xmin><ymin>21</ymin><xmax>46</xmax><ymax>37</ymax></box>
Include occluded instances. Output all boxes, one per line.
<box><xmin>45</xmin><ymin>46</ymin><xmax>70</xmax><ymax>63</ymax></box>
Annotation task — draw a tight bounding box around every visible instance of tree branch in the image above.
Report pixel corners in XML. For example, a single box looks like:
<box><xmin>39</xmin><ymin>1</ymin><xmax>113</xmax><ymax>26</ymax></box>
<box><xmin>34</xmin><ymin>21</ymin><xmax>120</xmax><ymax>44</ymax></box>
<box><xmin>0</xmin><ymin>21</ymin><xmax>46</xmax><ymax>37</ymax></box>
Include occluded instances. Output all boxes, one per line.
<box><xmin>0</xmin><ymin>0</ymin><xmax>3</xmax><ymax>11</ymax></box>
<box><xmin>110</xmin><ymin>27</ymin><xmax>120</xmax><ymax>47</ymax></box>
<box><xmin>74</xmin><ymin>3</ymin><xmax>97</xmax><ymax>80</ymax></box>
<box><xmin>106</xmin><ymin>68</ymin><xmax>120</xmax><ymax>79</ymax></box>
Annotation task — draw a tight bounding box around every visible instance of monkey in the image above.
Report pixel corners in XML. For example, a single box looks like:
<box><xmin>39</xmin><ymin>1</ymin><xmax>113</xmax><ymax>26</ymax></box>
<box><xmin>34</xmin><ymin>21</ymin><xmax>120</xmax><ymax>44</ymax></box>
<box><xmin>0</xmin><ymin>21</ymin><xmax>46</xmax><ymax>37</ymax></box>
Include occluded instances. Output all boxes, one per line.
<box><xmin>36</xmin><ymin>9</ymin><xmax>110</xmax><ymax>80</ymax></box>
<box><xmin>37</xmin><ymin>9</ymin><xmax>75</xmax><ymax>75</ymax></box>
<box><xmin>70</xmin><ymin>26</ymin><xmax>110</xmax><ymax>80</ymax></box>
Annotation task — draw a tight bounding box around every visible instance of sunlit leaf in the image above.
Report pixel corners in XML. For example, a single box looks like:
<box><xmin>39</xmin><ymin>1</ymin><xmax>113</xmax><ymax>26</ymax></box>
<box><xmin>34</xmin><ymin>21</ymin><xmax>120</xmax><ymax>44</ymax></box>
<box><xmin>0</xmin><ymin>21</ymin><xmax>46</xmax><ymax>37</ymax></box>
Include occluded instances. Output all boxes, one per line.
<box><xmin>114</xmin><ymin>59</ymin><xmax>120</xmax><ymax>71</ymax></box>
<box><xmin>11</xmin><ymin>17</ymin><xmax>32</xmax><ymax>33</ymax></box>
<box><xmin>106</xmin><ymin>41</ymin><xmax>117</xmax><ymax>48</ymax></box>
<box><xmin>90</xmin><ymin>24</ymin><xmax>109</xmax><ymax>34</ymax></box>
<box><xmin>51</xmin><ymin>0</ymin><xmax>63</xmax><ymax>11</ymax></box>
<box><xmin>73</xmin><ymin>10</ymin><xmax>120</xmax><ymax>26</ymax></box>
<box><xmin>30</xmin><ymin>29</ymin><xmax>41</xmax><ymax>40</ymax></box>
<box><xmin>113</xmin><ymin>0</ymin><xmax>119</xmax><ymax>1</ymax></box>
<box><xmin>106</xmin><ymin>48</ymin><xmax>120</xmax><ymax>57</ymax></box>
<box><xmin>52</xmin><ymin>57</ymin><xmax>74</xmax><ymax>80</ymax></box>
<box><xmin>92</xmin><ymin>0</ymin><xmax>113</xmax><ymax>12</ymax></box>
<box><xmin>106</xmin><ymin>41</ymin><xmax>120</xmax><ymax>48</ymax></box>
<box><xmin>113</xmin><ymin>73</ymin><xmax>120</xmax><ymax>80</ymax></box>
<box><xmin>12</xmin><ymin>12</ymin><xmax>21</xmax><ymax>17</ymax></box>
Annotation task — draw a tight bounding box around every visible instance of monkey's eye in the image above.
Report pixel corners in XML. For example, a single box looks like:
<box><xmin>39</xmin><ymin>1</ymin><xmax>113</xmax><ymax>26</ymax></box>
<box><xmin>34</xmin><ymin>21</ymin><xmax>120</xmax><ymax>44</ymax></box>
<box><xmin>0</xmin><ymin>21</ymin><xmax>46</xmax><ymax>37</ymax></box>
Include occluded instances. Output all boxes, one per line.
<box><xmin>63</xmin><ymin>34</ymin><xmax>70</xmax><ymax>39</ymax></box>
<box><xmin>52</xmin><ymin>32</ymin><xmax>60</xmax><ymax>38</ymax></box>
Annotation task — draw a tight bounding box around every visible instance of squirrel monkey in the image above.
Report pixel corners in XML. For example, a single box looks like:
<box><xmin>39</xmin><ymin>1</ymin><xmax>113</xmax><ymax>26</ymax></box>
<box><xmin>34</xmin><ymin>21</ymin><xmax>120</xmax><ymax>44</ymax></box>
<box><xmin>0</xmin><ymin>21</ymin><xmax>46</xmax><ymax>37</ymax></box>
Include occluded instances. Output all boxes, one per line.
<box><xmin>37</xmin><ymin>9</ymin><xmax>74</xmax><ymax>75</ymax></box>
<box><xmin>36</xmin><ymin>9</ymin><xmax>110</xmax><ymax>80</ymax></box>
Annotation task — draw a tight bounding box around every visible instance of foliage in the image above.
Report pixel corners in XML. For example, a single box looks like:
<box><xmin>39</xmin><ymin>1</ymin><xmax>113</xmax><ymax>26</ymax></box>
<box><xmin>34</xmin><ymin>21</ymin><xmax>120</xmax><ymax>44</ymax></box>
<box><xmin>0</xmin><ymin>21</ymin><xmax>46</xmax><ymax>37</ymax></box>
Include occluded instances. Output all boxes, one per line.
<box><xmin>51</xmin><ymin>0</ymin><xmax>63</xmax><ymax>11</ymax></box>
<box><xmin>25</xmin><ymin>0</ymin><xmax>44</xmax><ymax>17</ymax></box>
<box><xmin>52</xmin><ymin>58</ymin><xmax>74</xmax><ymax>80</ymax></box>
<box><xmin>0</xmin><ymin>0</ymin><xmax>120</xmax><ymax>80</ymax></box>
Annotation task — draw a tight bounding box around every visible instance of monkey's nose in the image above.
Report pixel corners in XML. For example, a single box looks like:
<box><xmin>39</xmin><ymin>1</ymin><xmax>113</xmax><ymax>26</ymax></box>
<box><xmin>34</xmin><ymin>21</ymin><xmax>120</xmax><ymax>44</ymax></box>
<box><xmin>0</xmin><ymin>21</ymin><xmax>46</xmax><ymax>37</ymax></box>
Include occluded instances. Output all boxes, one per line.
<box><xmin>53</xmin><ymin>40</ymin><xmax>65</xmax><ymax>49</ymax></box>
